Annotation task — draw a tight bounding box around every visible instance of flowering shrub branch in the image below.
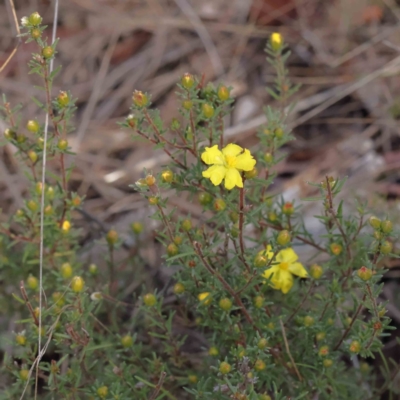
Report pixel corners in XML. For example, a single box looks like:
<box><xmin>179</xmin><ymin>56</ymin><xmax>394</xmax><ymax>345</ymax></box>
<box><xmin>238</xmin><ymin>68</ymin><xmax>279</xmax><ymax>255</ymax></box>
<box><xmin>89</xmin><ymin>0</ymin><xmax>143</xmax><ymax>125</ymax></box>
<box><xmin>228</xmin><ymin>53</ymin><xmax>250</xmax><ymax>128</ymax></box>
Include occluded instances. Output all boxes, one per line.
<box><xmin>0</xmin><ymin>18</ymin><xmax>398</xmax><ymax>400</ymax></box>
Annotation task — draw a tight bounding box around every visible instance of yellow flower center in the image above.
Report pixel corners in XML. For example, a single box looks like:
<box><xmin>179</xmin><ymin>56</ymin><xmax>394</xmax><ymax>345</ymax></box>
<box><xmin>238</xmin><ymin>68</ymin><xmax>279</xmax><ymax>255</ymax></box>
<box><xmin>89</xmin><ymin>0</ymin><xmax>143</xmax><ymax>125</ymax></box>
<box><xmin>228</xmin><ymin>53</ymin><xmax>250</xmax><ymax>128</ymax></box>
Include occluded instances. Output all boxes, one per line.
<box><xmin>224</xmin><ymin>155</ymin><xmax>237</xmax><ymax>168</ymax></box>
<box><xmin>279</xmin><ymin>262</ymin><xmax>289</xmax><ymax>270</ymax></box>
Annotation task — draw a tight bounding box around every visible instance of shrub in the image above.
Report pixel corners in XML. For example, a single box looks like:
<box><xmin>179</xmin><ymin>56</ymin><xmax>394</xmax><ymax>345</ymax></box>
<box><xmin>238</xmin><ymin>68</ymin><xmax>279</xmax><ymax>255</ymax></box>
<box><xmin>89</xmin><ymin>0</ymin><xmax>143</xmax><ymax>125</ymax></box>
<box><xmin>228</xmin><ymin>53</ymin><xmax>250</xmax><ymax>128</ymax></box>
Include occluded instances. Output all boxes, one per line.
<box><xmin>0</xmin><ymin>15</ymin><xmax>398</xmax><ymax>400</ymax></box>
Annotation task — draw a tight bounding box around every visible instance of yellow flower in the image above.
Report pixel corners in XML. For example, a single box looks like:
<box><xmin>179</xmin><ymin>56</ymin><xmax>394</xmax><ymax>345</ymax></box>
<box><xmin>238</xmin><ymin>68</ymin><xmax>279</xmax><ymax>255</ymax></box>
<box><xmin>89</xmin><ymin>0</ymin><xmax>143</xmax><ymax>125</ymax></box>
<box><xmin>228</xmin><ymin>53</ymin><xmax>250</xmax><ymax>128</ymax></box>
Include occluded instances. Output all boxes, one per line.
<box><xmin>261</xmin><ymin>245</ymin><xmax>307</xmax><ymax>294</ymax></box>
<box><xmin>201</xmin><ymin>144</ymin><xmax>256</xmax><ymax>190</ymax></box>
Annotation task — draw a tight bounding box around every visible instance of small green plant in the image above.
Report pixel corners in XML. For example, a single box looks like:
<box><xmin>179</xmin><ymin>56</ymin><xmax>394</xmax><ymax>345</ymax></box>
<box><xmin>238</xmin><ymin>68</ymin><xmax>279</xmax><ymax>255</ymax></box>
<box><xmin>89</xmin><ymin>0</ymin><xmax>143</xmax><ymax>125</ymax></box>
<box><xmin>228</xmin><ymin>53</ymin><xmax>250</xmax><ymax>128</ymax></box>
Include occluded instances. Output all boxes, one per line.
<box><xmin>0</xmin><ymin>17</ymin><xmax>398</xmax><ymax>400</ymax></box>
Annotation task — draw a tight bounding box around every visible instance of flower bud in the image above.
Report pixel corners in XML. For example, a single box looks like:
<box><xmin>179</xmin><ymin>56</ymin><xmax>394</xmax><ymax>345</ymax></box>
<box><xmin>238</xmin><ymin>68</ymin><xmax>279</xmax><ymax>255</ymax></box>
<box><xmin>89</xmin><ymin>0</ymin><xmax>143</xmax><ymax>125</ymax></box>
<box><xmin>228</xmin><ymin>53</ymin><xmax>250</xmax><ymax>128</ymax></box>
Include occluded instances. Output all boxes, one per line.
<box><xmin>161</xmin><ymin>170</ymin><xmax>174</xmax><ymax>183</ymax></box>
<box><xmin>121</xmin><ymin>334</ymin><xmax>133</xmax><ymax>348</ymax></box>
<box><xmin>274</xmin><ymin>127</ymin><xmax>284</xmax><ymax>138</ymax></box>
<box><xmin>145</xmin><ymin>174</ymin><xmax>156</xmax><ymax>186</ymax></box>
<box><xmin>257</xmin><ymin>338</ymin><xmax>268</xmax><ymax>350</ymax></box>
<box><xmin>42</xmin><ymin>46</ymin><xmax>54</xmax><ymax>59</ymax></box>
<box><xmin>264</xmin><ymin>152</ymin><xmax>274</xmax><ymax>164</ymax></box>
<box><xmin>254</xmin><ymin>253</ymin><xmax>267</xmax><ymax>268</ymax></box>
<box><xmin>244</xmin><ymin>167</ymin><xmax>258</xmax><ymax>179</ymax></box>
<box><xmin>26</xmin><ymin>120</ymin><xmax>40</xmax><ymax>133</ymax></box>
<box><xmin>57</xmin><ymin>91</ymin><xmax>70</xmax><ymax>107</ymax></box>
<box><xmin>27</xmin><ymin>200</ymin><xmax>38</xmax><ymax>212</ymax></box>
<box><xmin>217</xmin><ymin>85</ymin><xmax>230</xmax><ymax>101</ymax></box>
<box><xmin>97</xmin><ymin>386</ymin><xmax>108</xmax><ymax>399</ymax></box>
<box><xmin>374</xmin><ymin>230</ymin><xmax>383</xmax><ymax>240</ymax></box>
<box><xmin>277</xmin><ymin>230</ymin><xmax>290</xmax><ymax>246</ymax></box>
<box><xmin>349</xmin><ymin>340</ymin><xmax>361</xmax><ymax>353</ymax></box>
<box><xmin>182</xmin><ymin>100</ymin><xmax>193</xmax><ymax>110</ymax></box>
<box><xmin>310</xmin><ymin>264</ymin><xmax>323</xmax><ymax>279</ymax></box>
<box><xmin>219</xmin><ymin>297</ymin><xmax>232</xmax><ymax>311</ymax></box>
<box><xmin>167</xmin><ymin>243</ymin><xmax>179</xmax><ymax>257</ymax></box>
<box><xmin>316</xmin><ymin>332</ymin><xmax>326</xmax><ymax>341</ymax></box>
<box><xmin>381</xmin><ymin>240</ymin><xmax>393</xmax><ymax>255</ymax></box>
<box><xmin>27</xmin><ymin>275</ymin><xmax>38</xmax><ymax>290</ymax></box>
<box><xmin>16</xmin><ymin>134</ymin><xmax>26</xmax><ymax>143</ymax></box>
<box><xmin>228</xmin><ymin>211</ymin><xmax>239</xmax><ymax>223</ymax></box>
<box><xmin>16</xmin><ymin>334</ymin><xmax>27</xmax><ymax>346</ymax></box>
<box><xmin>253</xmin><ymin>295</ymin><xmax>264</xmax><ymax>308</ymax></box>
<box><xmin>71</xmin><ymin>276</ymin><xmax>85</xmax><ymax>293</ymax></box>
<box><xmin>19</xmin><ymin>369</ymin><xmax>30</xmax><ymax>381</ymax></box>
<box><xmin>28</xmin><ymin>150</ymin><xmax>38</xmax><ymax>163</ymax></box>
<box><xmin>330</xmin><ymin>243</ymin><xmax>342</xmax><ymax>255</ymax></box>
<box><xmin>303</xmin><ymin>315</ymin><xmax>315</xmax><ymax>327</ymax></box>
<box><xmin>61</xmin><ymin>262</ymin><xmax>73</xmax><ymax>279</ymax></box>
<box><xmin>254</xmin><ymin>359</ymin><xmax>266</xmax><ymax>371</ymax></box>
<box><xmin>270</xmin><ymin>32</ymin><xmax>283</xmax><ymax>51</ymax></box>
<box><xmin>4</xmin><ymin>128</ymin><xmax>16</xmax><ymax>140</ymax></box>
<box><xmin>89</xmin><ymin>263</ymin><xmax>98</xmax><ymax>275</ymax></box>
<box><xmin>357</xmin><ymin>266</ymin><xmax>372</xmax><ymax>281</ymax></box>
<box><xmin>106</xmin><ymin>229</ymin><xmax>118</xmax><ymax>245</ymax></box>
<box><xmin>46</xmin><ymin>186</ymin><xmax>55</xmax><ymax>199</ymax></box>
<box><xmin>143</xmin><ymin>293</ymin><xmax>157</xmax><ymax>306</ymax></box>
<box><xmin>188</xmin><ymin>374</ymin><xmax>198</xmax><ymax>383</ymax></box>
<box><xmin>282</xmin><ymin>202</ymin><xmax>294</xmax><ymax>215</ymax></box>
<box><xmin>199</xmin><ymin>192</ymin><xmax>212</xmax><ymax>205</ymax></box>
<box><xmin>198</xmin><ymin>292</ymin><xmax>212</xmax><ymax>305</ymax></box>
<box><xmin>29</xmin><ymin>12</ymin><xmax>42</xmax><ymax>26</ymax></box>
<box><xmin>173</xmin><ymin>282</ymin><xmax>185</xmax><ymax>294</ymax></box>
<box><xmin>208</xmin><ymin>346</ymin><xmax>219</xmax><ymax>356</ymax></box>
<box><xmin>31</xmin><ymin>28</ymin><xmax>41</xmax><ymax>39</ymax></box>
<box><xmin>267</xmin><ymin>322</ymin><xmax>275</xmax><ymax>330</ymax></box>
<box><xmin>219</xmin><ymin>361</ymin><xmax>231</xmax><ymax>374</ymax></box>
<box><xmin>369</xmin><ymin>216</ymin><xmax>381</xmax><ymax>229</ymax></box>
<box><xmin>213</xmin><ymin>198</ymin><xmax>226</xmax><ymax>212</ymax></box>
<box><xmin>323</xmin><ymin>359</ymin><xmax>333</xmax><ymax>368</ymax></box>
<box><xmin>170</xmin><ymin>118</ymin><xmax>181</xmax><ymax>130</ymax></box>
<box><xmin>131</xmin><ymin>221</ymin><xmax>144</xmax><ymax>234</ymax></box>
<box><xmin>35</xmin><ymin>182</ymin><xmax>45</xmax><ymax>195</ymax></box>
<box><xmin>202</xmin><ymin>103</ymin><xmax>215</xmax><ymax>118</ymax></box>
<box><xmin>148</xmin><ymin>196</ymin><xmax>159</xmax><ymax>205</ymax></box>
<box><xmin>132</xmin><ymin>90</ymin><xmax>149</xmax><ymax>107</ymax></box>
<box><xmin>62</xmin><ymin>220</ymin><xmax>71</xmax><ymax>233</ymax></box>
<box><xmin>268</xmin><ymin>211</ymin><xmax>277</xmax><ymax>222</ymax></box>
<box><xmin>188</xmin><ymin>260</ymin><xmax>196</xmax><ymax>268</ymax></box>
<box><xmin>318</xmin><ymin>345</ymin><xmax>329</xmax><ymax>356</ymax></box>
<box><xmin>181</xmin><ymin>219</ymin><xmax>192</xmax><ymax>232</ymax></box>
<box><xmin>181</xmin><ymin>73</ymin><xmax>195</xmax><ymax>89</ymax></box>
<box><xmin>57</xmin><ymin>139</ymin><xmax>68</xmax><ymax>151</ymax></box>
<box><xmin>381</xmin><ymin>220</ymin><xmax>393</xmax><ymax>234</ymax></box>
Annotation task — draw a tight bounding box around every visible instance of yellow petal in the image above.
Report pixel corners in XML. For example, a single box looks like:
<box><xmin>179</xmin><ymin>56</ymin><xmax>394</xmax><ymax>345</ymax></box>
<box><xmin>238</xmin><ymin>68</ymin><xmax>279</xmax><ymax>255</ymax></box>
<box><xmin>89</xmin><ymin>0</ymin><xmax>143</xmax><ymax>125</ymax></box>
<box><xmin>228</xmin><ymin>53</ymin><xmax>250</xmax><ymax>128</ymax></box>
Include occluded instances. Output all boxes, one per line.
<box><xmin>278</xmin><ymin>248</ymin><xmax>298</xmax><ymax>264</ymax></box>
<box><xmin>279</xmin><ymin>271</ymin><xmax>294</xmax><ymax>294</ymax></box>
<box><xmin>202</xmin><ymin>165</ymin><xmax>226</xmax><ymax>186</ymax></box>
<box><xmin>224</xmin><ymin>168</ymin><xmax>243</xmax><ymax>190</ymax></box>
<box><xmin>288</xmin><ymin>262</ymin><xmax>308</xmax><ymax>278</ymax></box>
<box><xmin>222</xmin><ymin>143</ymin><xmax>243</xmax><ymax>157</ymax></box>
<box><xmin>262</xmin><ymin>245</ymin><xmax>276</xmax><ymax>262</ymax></box>
<box><xmin>201</xmin><ymin>145</ymin><xmax>223</xmax><ymax>165</ymax></box>
<box><xmin>235</xmin><ymin>149</ymin><xmax>256</xmax><ymax>171</ymax></box>
<box><xmin>262</xmin><ymin>266</ymin><xmax>281</xmax><ymax>289</ymax></box>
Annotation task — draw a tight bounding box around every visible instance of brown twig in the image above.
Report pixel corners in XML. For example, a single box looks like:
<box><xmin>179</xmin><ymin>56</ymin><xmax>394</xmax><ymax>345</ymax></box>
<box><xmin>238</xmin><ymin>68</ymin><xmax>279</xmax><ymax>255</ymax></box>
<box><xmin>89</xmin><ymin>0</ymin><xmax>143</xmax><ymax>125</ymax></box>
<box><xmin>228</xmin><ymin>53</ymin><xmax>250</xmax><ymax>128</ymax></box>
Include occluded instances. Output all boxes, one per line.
<box><xmin>333</xmin><ymin>294</ymin><xmax>366</xmax><ymax>351</ymax></box>
<box><xmin>193</xmin><ymin>241</ymin><xmax>259</xmax><ymax>331</ymax></box>
<box><xmin>285</xmin><ymin>282</ymin><xmax>314</xmax><ymax>325</ymax></box>
<box><xmin>238</xmin><ymin>185</ymin><xmax>251</xmax><ymax>272</ymax></box>
<box><xmin>325</xmin><ymin>176</ymin><xmax>351</xmax><ymax>259</ymax></box>
<box><xmin>20</xmin><ymin>281</ymin><xmax>39</xmax><ymax>326</ymax></box>
<box><xmin>149</xmin><ymin>371</ymin><xmax>167</xmax><ymax>400</ymax></box>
